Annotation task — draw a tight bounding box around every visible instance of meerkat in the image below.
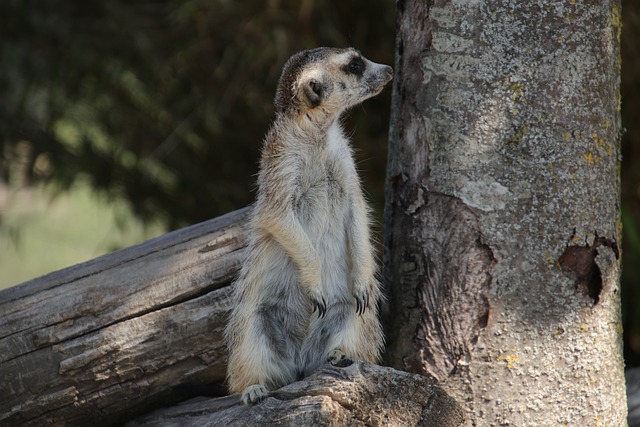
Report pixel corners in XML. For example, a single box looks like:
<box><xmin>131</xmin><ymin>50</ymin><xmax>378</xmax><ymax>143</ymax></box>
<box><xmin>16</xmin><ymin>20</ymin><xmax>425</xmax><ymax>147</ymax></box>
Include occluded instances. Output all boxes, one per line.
<box><xmin>224</xmin><ymin>47</ymin><xmax>393</xmax><ymax>405</ymax></box>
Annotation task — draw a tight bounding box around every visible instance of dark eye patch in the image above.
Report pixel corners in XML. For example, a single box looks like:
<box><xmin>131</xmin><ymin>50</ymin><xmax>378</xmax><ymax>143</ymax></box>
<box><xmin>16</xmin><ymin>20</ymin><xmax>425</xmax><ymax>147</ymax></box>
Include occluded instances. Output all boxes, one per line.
<box><xmin>343</xmin><ymin>56</ymin><xmax>365</xmax><ymax>77</ymax></box>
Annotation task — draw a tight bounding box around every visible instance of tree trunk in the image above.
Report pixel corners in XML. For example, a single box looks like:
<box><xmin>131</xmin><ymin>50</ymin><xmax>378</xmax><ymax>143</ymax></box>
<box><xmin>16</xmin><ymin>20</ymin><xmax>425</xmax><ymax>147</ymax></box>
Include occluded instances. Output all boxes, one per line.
<box><xmin>383</xmin><ymin>0</ymin><xmax>626</xmax><ymax>425</ymax></box>
<box><xmin>0</xmin><ymin>208</ymin><xmax>250</xmax><ymax>426</ymax></box>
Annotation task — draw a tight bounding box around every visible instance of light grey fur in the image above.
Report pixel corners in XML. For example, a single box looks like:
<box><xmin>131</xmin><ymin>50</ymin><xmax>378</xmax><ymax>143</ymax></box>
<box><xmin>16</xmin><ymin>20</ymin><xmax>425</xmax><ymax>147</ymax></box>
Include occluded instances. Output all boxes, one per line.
<box><xmin>224</xmin><ymin>47</ymin><xmax>393</xmax><ymax>405</ymax></box>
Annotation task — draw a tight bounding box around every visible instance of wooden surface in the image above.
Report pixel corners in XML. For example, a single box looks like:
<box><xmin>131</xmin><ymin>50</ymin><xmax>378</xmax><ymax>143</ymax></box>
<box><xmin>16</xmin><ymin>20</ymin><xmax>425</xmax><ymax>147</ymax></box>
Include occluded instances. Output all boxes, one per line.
<box><xmin>0</xmin><ymin>208</ymin><xmax>250</xmax><ymax>427</ymax></box>
<box><xmin>126</xmin><ymin>361</ymin><xmax>466</xmax><ymax>427</ymax></box>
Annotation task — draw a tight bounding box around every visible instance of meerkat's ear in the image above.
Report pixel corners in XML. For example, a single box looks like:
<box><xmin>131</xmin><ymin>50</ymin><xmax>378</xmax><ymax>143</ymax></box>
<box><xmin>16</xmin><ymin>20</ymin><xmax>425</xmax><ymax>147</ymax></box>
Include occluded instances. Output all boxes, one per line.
<box><xmin>302</xmin><ymin>79</ymin><xmax>324</xmax><ymax>108</ymax></box>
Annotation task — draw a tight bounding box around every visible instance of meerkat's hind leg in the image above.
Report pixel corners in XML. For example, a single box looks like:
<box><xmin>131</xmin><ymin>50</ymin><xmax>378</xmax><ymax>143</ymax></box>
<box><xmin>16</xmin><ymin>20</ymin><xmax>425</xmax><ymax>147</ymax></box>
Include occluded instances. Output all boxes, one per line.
<box><xmin>327</xmin><ymin>348</ymin><xmax>354</xmax><ymax>367</ymax></box>
<box><xmin>300</xmin><ymin>301</ymin><xmax>351</xmax><ymax>375</ymax></box>
<box><xmin>304</xmin><ymin>300</ymin><xmax>383</xmax><ymax>377</ymax></box>
<box><xmin>241</xmin><ymin>384</ymin><xmax>269</xmax><ymax>405</ymax></box>
<box><xmin>229</xmin><ymin>299</ymin><xmax>303</xmax><ymax>405</ymax></box>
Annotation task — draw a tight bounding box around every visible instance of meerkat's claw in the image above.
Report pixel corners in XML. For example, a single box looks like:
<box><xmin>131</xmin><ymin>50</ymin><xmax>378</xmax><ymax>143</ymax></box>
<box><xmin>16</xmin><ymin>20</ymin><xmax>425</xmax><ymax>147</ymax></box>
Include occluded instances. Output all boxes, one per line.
<box><xmin>312</xmin><ymin>297</ymin><xmax>327</xmax><ymax>318</ymax></box>
<box><xmin>354</xmin><ymin>291</ymin><xmax>370</xmax><ymax>315</ymax></box>
<box><xmin>241</xmin><ymin>384</ymin><xmax>269</xmax><ymax>405</ymax></box>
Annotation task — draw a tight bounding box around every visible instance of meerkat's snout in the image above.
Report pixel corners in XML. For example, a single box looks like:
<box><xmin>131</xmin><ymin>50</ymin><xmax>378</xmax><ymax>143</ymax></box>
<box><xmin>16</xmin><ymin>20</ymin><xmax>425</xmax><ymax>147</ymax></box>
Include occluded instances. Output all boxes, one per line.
<box><xmin>367</xmin><ymin>62</ymin><xmax>393</xmax><ymax>94</ymax></box>
<box><xmin>380</xmin><ymin>64</ymin><xmax>394</xmax><ymax>82</ymax></box>
<box><xmin>385</xmin><ymin>66</ymin><xmax>394</xmax><ymax>80</ymax></box>
<box><xmin>346</xmin><ymin>57</ymin><xmax>392</xmax><ymax>107</ymax></box>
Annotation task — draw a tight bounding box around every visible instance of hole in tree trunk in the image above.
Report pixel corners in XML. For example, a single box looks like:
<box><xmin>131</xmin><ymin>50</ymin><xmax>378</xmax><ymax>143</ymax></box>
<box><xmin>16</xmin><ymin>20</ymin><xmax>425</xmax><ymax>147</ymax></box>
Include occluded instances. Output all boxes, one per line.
<box><xmin>558</xmin><ymin>236</ymin><xmax>618</xmax><ymax>305</ymax></box>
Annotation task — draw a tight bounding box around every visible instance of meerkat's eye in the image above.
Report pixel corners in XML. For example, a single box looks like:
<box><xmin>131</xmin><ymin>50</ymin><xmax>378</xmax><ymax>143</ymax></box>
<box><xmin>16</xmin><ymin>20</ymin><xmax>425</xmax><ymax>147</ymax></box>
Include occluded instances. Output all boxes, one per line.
<box><xmin>344</xmin><ymin>57</ymin><xmax>365</xmax><ymax>77</ymax></box>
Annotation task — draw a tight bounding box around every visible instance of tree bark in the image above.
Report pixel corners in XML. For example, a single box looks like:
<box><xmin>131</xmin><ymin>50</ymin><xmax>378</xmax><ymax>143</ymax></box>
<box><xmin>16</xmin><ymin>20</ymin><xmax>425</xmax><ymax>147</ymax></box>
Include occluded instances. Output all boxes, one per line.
<box><xmin>0</xmin><ymin>208</ymin><xmax>250</xmax><ymax>427</ymax></box>
<box><xmin>383</xmin><ymin>0</ymin><xmax>626</xmax><ymax>425</ymax></box>
<box><xmin>127</xmin><ymin>361</ymin><xmax>466</xmax><ymax>427</ymax></box>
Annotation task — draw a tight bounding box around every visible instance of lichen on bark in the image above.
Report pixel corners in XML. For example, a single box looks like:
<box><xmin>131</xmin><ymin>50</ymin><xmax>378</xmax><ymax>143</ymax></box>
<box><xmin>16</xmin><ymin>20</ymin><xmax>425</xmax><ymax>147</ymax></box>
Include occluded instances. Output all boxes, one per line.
<box><xmin>384</xmin><ymin>0</ymin><xmax>626</xmax><ymax>425</ymax></box>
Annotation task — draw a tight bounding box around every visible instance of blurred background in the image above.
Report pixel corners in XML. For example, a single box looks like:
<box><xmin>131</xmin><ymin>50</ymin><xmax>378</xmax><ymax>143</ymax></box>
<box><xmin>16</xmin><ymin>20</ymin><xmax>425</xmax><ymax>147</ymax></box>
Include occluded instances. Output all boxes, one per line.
<box><xmin>0</xmin><ymin>1</ymin><xmax>638</xmax><ymax>368</ymax></box>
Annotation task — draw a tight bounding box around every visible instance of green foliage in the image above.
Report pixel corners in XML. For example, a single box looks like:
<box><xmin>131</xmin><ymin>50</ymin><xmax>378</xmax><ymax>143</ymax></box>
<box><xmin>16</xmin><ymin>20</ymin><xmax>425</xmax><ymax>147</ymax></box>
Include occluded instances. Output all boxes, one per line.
<box><xmin>622</xmin><ymin>0</ymin><xmax>640</xmax><ymax>367</ymax></box>
<box><xmin>0</xmin><ymin>180</ymin><xmax>165</xmax><ymax>288</ymax></box>
<box><xmin>0</xmin><ymin>0</ymin><xmax>395</xmax><ymax>229</ymax></box>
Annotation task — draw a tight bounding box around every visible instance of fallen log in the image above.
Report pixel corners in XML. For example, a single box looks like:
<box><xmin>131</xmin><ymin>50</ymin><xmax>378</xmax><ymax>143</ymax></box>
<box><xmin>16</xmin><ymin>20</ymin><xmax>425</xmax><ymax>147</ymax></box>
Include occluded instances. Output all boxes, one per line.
<box><xmin>1</xmin><ymin>206</ymin><xmax>466</xmax><ymax>426</ymax></box>
<box><xmin>127</xmin><ymin>361</ymin><xmax>466</xmax><ymax>427</ymax></box>
<box><xmin>0</xmin><ymin>208</ymin><xmax>250</xmax><ymax>427</ymax></box>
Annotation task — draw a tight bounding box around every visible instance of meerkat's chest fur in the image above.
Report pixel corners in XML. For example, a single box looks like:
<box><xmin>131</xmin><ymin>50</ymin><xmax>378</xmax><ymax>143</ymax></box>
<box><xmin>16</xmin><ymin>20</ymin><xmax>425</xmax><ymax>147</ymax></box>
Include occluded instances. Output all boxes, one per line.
<box><xmin>290</xmin><ymin>122</ymin><xmax>353</xmax><ymax>224</ymax></box>
<box><xmin>254</xmin><ymin>120</ymin><xmax>357</xmax><ymax>300</ymax></box>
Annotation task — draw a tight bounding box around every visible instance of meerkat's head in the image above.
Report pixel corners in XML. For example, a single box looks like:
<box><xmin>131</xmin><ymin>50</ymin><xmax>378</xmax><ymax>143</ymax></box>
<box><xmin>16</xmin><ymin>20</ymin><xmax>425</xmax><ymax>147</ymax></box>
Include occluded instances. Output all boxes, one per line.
<box><xmin>274</xmin><ymin>47</ymin><xmax>393</xmax><ymax>122</ymax></box>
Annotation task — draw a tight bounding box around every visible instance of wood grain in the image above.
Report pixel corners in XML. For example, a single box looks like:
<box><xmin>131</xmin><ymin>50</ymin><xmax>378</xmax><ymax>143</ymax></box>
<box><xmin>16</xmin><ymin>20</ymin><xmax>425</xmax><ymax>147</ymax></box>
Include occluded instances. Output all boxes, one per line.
<box><xmin>0</xmin><ymin>208</ymin><xmax>250</xmax><ymax>427</ymax></box>
<box><xmin>126</xmin><ymin>361</ymin><xmax>466</xmax><ymax>427</ymax></box>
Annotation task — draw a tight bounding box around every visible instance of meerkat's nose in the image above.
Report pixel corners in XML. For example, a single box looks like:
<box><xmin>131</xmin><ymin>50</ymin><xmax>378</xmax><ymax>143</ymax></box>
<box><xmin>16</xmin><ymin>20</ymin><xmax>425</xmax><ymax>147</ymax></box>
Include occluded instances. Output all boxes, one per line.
<box><xmin>383</xmin><ymin>65</ymin><xmax>393</xmax><ymax>81</ymax></box>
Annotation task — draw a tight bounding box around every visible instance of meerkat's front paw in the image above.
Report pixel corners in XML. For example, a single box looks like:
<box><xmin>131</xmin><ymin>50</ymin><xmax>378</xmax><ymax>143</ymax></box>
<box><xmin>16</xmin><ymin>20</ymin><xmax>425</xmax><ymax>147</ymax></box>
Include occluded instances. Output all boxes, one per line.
<box><xmin>353</xmin><ymin>288</ymin><xmax>370</xmax><ymax>315</ymax></box>
<box><xmin>241</xmin><ymin>384</ymin><xmax>269</xmax><ymax>405</ymax></box>
<box><xmin>308</xmin><ymin>287</ymin><xmax>327</xmax><ymax>317</ymax></box>
<box><xmin>311</xmin><ymin>296</ymin><xmax>327</xmax><ymax>318</ymax></box>
<box><xmin>351</xmin><ymin>275</ymin><xmax>373</xmax><ymax>315</ymax></box>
